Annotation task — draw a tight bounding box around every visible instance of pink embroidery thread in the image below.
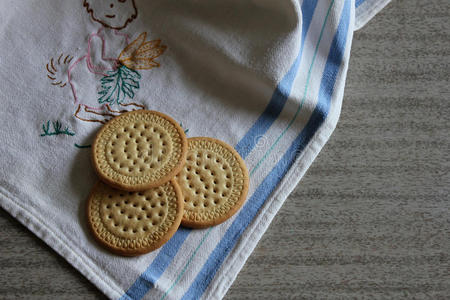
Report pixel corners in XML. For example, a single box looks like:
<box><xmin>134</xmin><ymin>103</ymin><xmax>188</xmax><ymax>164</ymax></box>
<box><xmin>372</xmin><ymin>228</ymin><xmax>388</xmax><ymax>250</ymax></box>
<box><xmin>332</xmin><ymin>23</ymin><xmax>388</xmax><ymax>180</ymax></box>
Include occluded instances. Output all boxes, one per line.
<box><xmin>44</xmin><ymin>1</ymin><xmax>166</xmax><ymax>126</ymax></box>
<box><xmin>68</xmin><ymin>27</ymin><xmax>126</xmax><ymax>106</ymax></box>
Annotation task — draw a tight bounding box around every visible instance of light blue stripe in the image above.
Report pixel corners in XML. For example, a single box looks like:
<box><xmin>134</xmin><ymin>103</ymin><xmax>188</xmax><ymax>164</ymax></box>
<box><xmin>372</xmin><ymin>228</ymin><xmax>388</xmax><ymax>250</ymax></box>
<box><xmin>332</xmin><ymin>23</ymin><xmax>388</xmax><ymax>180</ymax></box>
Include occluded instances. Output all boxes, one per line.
<box><xmin>160</xmin><ymin>228</ymin><xmax>213</xmax><ymax>300</ymax></box>
<box><xmin>355</xmin><ymin>0</ymin><xmax>366</xmax><ymax>8</ymax></box>
<box><xmin>120</xmin><ymin>2</ymin><xmax>319</xmax><ymax>299</ymax></box>
<box><xmin>250</xmin><ymin>0</ymin><xmax>335</xmax><ymax>176</ymax></box>
<box><xmin>235</xmin><ymin>0</ymin><xmax>318</xmax><ymax>159</ymax></box>
<box><xmin>181</xmin><ymin>0</ymin><xmax>352</xmax><ymax>298</ymax></box>
<box><xmin>164</xmin><ymin>0</ymin><xmax>332</xmax><ymax>294</ymax></box>
<box><xmin>120</xmin><ymin>228</ymin><xmax>191</xmax><ymax>300</ymax></box>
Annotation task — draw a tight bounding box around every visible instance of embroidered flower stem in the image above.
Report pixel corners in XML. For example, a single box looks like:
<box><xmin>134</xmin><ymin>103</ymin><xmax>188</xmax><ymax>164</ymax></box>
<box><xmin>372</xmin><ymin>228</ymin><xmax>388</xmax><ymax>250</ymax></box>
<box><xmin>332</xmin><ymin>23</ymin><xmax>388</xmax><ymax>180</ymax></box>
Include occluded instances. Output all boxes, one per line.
<box><xmin>40</xmin><ymin>120</ymin><xmax>75</xmax><ymax>137</ymax></box>
<box><xmin>180</xmin><ymin>122</ymin><xmax>189</xmax><ymax>134</ymax></box>
<box><xmin>74</xmin><ymin>143</ymin><xmax>92</xmax><ymax>149</ymax></box>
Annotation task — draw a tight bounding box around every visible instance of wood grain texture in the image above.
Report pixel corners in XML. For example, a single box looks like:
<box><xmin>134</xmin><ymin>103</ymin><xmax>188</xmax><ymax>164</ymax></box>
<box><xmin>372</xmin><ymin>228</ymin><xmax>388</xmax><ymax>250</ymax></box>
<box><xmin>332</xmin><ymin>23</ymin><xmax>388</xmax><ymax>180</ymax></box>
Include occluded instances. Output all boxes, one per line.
<box><xmin>1</xmin><ymin>0</ymin><xmax>449</xmax><ymax>299</ymax></box>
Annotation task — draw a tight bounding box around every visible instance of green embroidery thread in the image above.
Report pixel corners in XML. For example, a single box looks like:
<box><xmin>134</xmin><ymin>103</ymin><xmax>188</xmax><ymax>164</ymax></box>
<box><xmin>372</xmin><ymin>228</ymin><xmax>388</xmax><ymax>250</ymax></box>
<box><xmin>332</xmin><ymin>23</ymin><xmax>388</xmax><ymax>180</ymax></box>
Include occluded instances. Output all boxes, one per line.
<box><xmin>180</xmin><ymin>122</ymin><xmax>189</xmax><ymax>134</ymax></box>
<box><xmin>74</xmin><ymin>143</ymin><xmax>92</xmax><ymax>149</ymax></box>
<box><xmin>40</xmin><ymin>120</ymin><xmax>75</xmax><ymax>137</ymax></box>
<box><xmin>98</xmin><ymin>65</ymin><xmax>141</xmax><ymax>106</ymax></box>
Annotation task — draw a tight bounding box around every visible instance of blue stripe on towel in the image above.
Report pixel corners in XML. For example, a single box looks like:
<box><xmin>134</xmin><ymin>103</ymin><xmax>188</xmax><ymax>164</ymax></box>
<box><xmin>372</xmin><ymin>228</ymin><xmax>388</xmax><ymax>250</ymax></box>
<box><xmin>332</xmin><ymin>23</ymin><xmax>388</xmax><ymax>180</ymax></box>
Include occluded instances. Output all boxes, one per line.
<box><xmin>120</xmin><ymin>2</ymin><xmax>319</xmax><ymax>299</ymax></box>
<box><xmin>235</xmin><ymin>0</ymin><xmax>319</xmax><ymax>159</ymax></box>
<box><xmin>181</xmin><ymin>0</ymin><xmax>352</xmax><ymax>298</ymax></box>
<box><xmin>120</xmin><ymin>229</ymin><xmax>191</xmax><ymax>300</ymax></box>
<box><xmin>355</xmin><ymin>0</ymin><xmax>366</xmax><ymax>8</ymax></box>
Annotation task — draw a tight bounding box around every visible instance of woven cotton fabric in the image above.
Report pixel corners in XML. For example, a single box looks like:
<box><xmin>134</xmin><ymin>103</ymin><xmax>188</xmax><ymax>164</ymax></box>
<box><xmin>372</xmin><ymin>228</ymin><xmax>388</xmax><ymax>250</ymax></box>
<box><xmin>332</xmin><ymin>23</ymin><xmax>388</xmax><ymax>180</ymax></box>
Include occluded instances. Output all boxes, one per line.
<box><xmin>0</xmin><ymin>1</ymin><xmax>390</xmax><ymax>299</ymax></box>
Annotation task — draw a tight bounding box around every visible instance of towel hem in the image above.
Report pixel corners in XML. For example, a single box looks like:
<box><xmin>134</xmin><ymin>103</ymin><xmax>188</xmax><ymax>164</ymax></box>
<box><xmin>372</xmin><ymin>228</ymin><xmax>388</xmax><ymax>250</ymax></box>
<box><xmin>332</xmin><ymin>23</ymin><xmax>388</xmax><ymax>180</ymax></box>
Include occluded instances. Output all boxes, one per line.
<box><xmin>201</xmin><ymin>4</ymin><xmax>354</xmax><ymax>295</ymax></box>
<box><xmin>355</xmin><ymin>0</ymin><xmax>392</xmax><ymax>30</ymax></box>
<box><xmin>204</xmin><ymin>120</ymin><xmax>338</xmax><ymax>300</ymax></box>
<box><xmin>0</xmin><ymin>187</ymin><xmax>124</xmax><ymax>300</ymax></box>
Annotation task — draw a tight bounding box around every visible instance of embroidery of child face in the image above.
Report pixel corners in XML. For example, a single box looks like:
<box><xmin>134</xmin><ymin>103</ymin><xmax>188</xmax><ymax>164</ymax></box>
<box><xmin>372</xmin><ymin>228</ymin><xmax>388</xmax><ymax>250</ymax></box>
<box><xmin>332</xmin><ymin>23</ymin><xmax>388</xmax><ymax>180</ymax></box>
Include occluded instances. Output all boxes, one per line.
<box><xmin>44</xmin><ymin>0</ymin><xmax>167</xmax><ymax>125</ymax></box>
<box><xmin>83</xmin><ymin>0</ymin><xmax>138</xmax><ymax>30</ymax></box>
<box><xmin>69</xmin><ymin>0</ymin><xmax>143</xmax><ymax>124</ymax></box>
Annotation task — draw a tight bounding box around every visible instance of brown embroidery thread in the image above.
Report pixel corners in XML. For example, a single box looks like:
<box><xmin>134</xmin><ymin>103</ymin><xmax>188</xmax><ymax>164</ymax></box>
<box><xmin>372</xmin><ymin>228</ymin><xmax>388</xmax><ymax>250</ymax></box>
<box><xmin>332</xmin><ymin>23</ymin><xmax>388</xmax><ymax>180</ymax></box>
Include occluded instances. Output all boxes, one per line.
<box><xmin>105</xmin><ymin>103</ymin><xmax>145</xmax><ymax>113</ymax></box>
<box><xmin>74</xmin><ymin>102</ymin><xmax>145</xmax><ymax>124</ymax></box>
<box><xmin>45</xmin><ymin>54</ymin><xmax>73</xmax><ymax>88</ymax></box>
<box><xmin>84</xmin><ymin>106</ymin><xmax>117</xmax><ymax>118</ymax></box>
<box><xmin>74</xmin><ymin>105</ymin><xmax>107</xmax><ymax>124</ymax></box>
<box><xmin>46</xmin><ymin>2</ymin><xmax>165</xmax><ymax>127</ymax></box>
<box><xmin>120</xmin><ymin>102</ymin><xmax>145</xmax><ymax>109</ymax></box>
<box><xmin>46</xmin><ymin>64</ymin><xmax>55</xmax><ymax>75</ymax></box>
<box><xmin>83</xmin><ymin>0</ymin><xmax>138</xmax><ymax>30</ymax></box>
<box><xmin>118</xmin><ymin>33</ymin><xmax>167</xmax><ymax>70</ymax></box>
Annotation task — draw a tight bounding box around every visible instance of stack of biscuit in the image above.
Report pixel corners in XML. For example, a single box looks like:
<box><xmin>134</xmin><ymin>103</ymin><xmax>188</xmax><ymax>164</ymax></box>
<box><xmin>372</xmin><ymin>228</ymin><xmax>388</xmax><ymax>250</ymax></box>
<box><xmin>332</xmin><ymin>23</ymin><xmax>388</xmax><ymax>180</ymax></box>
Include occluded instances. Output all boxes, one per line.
<box><xmin>86</xmin><ymin>110</ymin><xmax>249</xmax><ymax>256</ymax></box>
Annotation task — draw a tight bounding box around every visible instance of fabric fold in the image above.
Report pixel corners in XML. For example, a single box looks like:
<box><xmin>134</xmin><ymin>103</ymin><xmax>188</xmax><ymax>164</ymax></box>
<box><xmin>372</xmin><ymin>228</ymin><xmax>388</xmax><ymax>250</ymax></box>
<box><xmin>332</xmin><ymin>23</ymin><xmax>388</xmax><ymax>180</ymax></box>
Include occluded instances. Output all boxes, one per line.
<box><xmin>0</xmin><ymin>1</ymin><xmax>389</xmax><ymax>299</ymax></box>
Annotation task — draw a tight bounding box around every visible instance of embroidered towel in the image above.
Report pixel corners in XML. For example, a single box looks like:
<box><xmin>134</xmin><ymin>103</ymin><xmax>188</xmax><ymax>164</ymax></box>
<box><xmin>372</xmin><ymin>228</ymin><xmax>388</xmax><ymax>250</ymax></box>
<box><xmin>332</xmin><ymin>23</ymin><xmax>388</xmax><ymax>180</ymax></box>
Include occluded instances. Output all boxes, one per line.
<box><xmin>0</xmin><ymin>0</ymin><xmax>390</xmax><ymax>299</ymax></box>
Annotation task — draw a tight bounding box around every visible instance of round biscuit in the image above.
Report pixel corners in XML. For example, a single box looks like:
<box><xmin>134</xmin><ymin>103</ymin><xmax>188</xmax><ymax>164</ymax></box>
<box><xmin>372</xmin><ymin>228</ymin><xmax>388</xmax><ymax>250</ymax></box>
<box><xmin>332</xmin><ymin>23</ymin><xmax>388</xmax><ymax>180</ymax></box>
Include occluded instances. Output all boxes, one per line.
<box><xmin>176</xmin><ymin>137</ymin><xmax>249</xmax><ymax>228</ymax></box>
<box><xmin>92</xmin><ymin>110</ymin><xmax>187</xmax><ymax>191</ymax></box>
<box><xmin>86</xmin><ymin>179</ymin><xmax>184</xmax><ymax>256</ymax></box>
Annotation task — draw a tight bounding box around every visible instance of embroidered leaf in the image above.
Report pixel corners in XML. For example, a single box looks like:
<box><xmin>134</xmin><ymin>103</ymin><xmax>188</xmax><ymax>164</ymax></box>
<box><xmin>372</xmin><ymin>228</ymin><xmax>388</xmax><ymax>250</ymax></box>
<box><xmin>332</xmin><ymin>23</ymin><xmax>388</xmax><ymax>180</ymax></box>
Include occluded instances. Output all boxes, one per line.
<box><xmin>98</xmin><ymin>65</ymin><xmax>141</xmax><ymax>105</ymax></box>
<box><xmin>135</xmin><ymin>41</ymin><xmax>166</xmax><ymax>59</ymax></box>
<box><xmin>119</xmin><ymin>32</ymin><xmax>167</xmax><ymax>70</ymax></box>
<box><xmin>122</xmin><ymin>59</ymin><xmax>160</xmax><ymax>70</ymax></box>
<box><xmin>119</xmin><ymin>32</ymin><xmax>147</xmax><ymax>61</ymax></box>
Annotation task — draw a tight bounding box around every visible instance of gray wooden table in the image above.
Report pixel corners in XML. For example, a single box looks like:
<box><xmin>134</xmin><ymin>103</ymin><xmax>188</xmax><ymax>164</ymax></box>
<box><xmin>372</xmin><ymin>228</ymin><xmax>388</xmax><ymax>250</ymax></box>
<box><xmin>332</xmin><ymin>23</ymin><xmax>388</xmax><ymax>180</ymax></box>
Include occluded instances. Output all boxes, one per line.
<box><xmin>1</xmin><ymin>0</ymin><xmax>449</xmax><ymax>299</ymax></box>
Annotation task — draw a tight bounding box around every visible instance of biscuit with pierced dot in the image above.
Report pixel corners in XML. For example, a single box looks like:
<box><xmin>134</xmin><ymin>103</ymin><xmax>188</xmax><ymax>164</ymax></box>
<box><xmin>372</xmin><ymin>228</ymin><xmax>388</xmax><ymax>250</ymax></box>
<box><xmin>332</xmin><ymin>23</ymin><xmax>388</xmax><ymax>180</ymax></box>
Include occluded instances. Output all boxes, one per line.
<box><xmin>86</xmin><ymin>179</ymin><xmax>183</xmax><ymax>256</ymax></box>
<box><xmin>92</xmin><ymin>110</ymin><xmax>187</xmax><ymax>191</ymax></box>
<box><xmin>176</xmin><ymin>137</ymin><xmax>249</xmax><ymax>228</ymax></box>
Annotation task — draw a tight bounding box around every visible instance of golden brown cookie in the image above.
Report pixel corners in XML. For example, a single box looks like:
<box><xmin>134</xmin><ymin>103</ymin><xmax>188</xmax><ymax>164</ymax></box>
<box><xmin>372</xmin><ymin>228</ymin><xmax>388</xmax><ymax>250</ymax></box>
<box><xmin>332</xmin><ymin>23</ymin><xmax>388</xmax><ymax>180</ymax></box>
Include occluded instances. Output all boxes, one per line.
<box><xmin>92</xmin><ymin>110</ymin><xmax>187</xmax><ymax>191</ymax></box>
<box><xmin>176</xmin><ymin>137</ymin><xmax>249</xmax><ymax>228</ymax></box>
<box><xmin>86</xmin><ymin>179</ymin><xmax>183</xmax><ymax>256</ymax></box>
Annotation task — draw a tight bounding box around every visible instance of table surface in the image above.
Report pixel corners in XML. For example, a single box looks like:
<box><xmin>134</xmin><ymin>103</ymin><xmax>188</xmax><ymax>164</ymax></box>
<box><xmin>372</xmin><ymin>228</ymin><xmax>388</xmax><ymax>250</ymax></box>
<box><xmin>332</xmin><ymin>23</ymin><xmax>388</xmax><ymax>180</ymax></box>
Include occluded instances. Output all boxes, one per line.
<box><xmin>1</xmin><ymin>0</ymin><xmax>449</xmax><ymax>299</ymax></box>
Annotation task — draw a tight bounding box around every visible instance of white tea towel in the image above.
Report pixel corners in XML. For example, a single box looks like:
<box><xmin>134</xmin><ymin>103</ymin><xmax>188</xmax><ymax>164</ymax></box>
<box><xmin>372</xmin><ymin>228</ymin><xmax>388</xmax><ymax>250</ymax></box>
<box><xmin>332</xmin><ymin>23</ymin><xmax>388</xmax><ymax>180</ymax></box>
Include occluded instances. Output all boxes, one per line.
<box><xmin>355</xmin><ymin>0</ymin><xmax>391</xmax><ymax>29</ymax></box>
<box><xmin>0</xmin><ymin>1</ymin><xmax>390</xmax><ymax>299</ymax></box>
